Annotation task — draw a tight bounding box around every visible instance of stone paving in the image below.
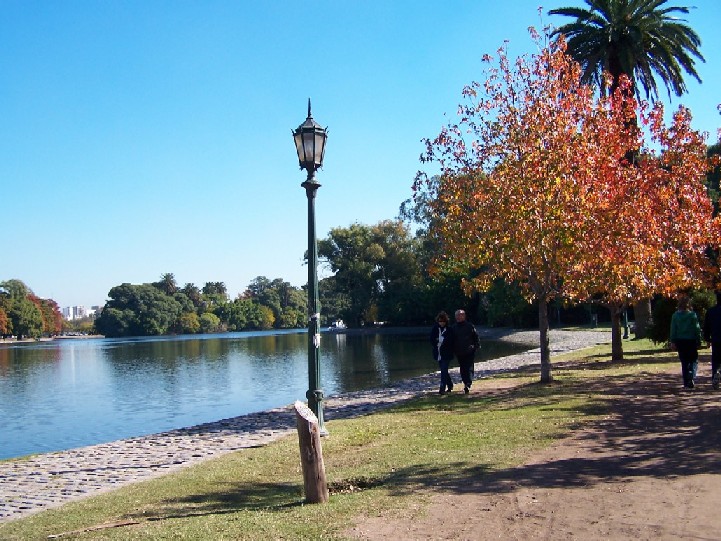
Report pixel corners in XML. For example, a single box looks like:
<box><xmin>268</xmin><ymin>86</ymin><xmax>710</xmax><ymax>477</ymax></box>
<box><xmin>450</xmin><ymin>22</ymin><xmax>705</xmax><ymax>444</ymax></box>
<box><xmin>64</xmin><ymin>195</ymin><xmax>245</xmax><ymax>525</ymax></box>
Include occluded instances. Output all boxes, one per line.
<box><xmin>0</xmin><ymin>329</ymin><xmax>609</xmax><ymax>523</ymax></box>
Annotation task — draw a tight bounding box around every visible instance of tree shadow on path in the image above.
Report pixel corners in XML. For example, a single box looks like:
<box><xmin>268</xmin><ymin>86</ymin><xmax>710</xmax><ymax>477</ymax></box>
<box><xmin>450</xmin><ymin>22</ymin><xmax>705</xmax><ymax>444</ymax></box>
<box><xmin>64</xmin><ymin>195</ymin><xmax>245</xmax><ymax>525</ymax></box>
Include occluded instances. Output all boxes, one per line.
<box><xmin>401</xmin><ymin>363</ymin><xmax>721</xmax><ymax>497</ymax></box>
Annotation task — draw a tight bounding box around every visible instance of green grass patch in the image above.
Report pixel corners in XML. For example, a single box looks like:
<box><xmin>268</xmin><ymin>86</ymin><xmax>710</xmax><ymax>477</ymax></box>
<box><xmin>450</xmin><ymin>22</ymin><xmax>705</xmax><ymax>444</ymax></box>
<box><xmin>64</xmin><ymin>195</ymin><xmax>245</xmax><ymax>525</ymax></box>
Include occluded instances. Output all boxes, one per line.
<box><xmin>0</xmin><ymin>338</ymin><xmax>676</xmax><ymax>540</ymax></box>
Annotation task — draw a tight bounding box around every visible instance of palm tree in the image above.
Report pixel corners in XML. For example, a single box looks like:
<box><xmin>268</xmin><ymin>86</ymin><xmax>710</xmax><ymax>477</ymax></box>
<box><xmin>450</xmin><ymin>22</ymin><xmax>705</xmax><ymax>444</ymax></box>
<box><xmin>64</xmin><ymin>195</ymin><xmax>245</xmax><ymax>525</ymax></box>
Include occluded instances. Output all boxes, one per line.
<box><xmin>549</xmin><ymin>0</ymin><xmax>704</xmax><ymax>101</ymax></box>
<box><xmin>549</xmin><ymin>0</ymin><xmax>705</xmax><ymax>339</ymax></box>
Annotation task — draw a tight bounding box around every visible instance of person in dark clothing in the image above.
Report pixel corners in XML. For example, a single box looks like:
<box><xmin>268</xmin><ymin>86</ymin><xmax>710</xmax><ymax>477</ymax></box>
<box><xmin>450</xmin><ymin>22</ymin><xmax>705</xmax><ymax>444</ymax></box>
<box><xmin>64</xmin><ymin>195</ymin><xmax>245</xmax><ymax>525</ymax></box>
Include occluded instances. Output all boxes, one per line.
<box><xmin>670</xmin><ymin>296</ymin><xmax>702</xmax><ymax>389</ymax></box>
<box><xmin>430</xmin><ymin>311</ymin><xmax>455</xmax><ymax>394</ymax></box>
<box><xmin>453</xmin><ymin>309</ymin><xmax>480</xmax><ymax>394</ymax></box>
<box><xmin>704</xmin><ymin>292</ymin><xmax>721</xmax><ymax>390</ymax></box>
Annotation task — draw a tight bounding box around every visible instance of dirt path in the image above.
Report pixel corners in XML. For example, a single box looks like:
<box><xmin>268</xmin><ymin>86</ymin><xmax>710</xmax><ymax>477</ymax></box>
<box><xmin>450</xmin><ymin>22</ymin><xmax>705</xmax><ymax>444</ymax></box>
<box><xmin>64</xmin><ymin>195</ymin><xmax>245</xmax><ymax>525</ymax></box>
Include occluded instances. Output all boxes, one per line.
<box><xmin>346</xmin><ymin>357</ymin><xmax>721</xmax><ymax>541</ymax></box>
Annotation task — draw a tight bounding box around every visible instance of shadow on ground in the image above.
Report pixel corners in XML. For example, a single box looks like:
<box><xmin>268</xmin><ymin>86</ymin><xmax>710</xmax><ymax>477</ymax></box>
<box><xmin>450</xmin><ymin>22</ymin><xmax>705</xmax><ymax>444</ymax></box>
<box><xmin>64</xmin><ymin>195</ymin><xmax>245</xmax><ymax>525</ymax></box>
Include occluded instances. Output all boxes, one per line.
<box><xmin>140</xmin><ymin>353</ymin><xmax>721</xmax><ymax>521</ymax></box>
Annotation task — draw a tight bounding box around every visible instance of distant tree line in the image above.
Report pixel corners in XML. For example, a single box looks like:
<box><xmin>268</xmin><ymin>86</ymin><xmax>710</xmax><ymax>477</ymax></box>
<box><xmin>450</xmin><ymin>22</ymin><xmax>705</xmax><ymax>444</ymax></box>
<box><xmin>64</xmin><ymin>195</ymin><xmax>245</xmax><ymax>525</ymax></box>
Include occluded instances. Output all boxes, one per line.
<box><xmin>90</xmin><ymin>218</ymin><xmax>604</xmax><ymax>339</ymax></box>
<box><xmin>93</xmin><ymin>275</ymin><xmax>307</xmax><ymax>338</ymax></box>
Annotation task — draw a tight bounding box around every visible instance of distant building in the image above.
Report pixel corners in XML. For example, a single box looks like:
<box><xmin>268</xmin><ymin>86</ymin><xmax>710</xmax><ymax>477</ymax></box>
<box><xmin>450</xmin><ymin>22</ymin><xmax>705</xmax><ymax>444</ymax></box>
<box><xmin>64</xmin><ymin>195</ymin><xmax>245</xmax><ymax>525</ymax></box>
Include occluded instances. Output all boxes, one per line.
<box><xmin>62</xmin><ymin>305</ymin><xmax>100</xmax><ymax>321</ymax></box>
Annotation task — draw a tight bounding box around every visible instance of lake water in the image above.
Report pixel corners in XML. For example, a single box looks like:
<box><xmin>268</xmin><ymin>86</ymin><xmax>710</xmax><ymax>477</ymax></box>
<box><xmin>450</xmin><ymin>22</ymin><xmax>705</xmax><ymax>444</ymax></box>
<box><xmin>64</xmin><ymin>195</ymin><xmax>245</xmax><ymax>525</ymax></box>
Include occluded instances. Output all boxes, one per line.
<box><xmin>0</xmin><ymin>329</ymin><xmax>528</xmax><ymax>460</ymax></box>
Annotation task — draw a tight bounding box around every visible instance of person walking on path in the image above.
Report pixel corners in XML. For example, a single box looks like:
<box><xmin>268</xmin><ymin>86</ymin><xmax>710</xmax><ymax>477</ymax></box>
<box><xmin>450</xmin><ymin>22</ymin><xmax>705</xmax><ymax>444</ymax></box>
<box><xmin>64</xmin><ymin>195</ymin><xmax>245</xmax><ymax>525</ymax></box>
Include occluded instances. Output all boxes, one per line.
<box><xmin>430</xmin><ymin>311</ymin><xmax>455</xmax><ymax>394</ymax></box>
<box><xmin>704</xmin><ymin>292</ymin><xmax>721</xmax><ymax>390</ymax></box>
<box><xmin>670</xmin><ymin>296</ymin><xmax>703</xmax><ymax>389</ymax></box>
<box><xmin>453</xmin><ymin>309</ymin><xmax>480</xmax><ymax>394</ymax></box>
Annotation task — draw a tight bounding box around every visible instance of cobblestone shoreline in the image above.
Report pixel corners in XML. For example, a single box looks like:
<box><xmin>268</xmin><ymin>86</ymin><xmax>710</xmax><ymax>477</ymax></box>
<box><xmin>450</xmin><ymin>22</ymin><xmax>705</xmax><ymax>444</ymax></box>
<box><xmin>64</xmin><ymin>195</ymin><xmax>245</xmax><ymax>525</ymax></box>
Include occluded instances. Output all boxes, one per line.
<box><xmin>0</xmin><ymin>328</ymin><xmax>609</xmax><ymax>523</ymax></box>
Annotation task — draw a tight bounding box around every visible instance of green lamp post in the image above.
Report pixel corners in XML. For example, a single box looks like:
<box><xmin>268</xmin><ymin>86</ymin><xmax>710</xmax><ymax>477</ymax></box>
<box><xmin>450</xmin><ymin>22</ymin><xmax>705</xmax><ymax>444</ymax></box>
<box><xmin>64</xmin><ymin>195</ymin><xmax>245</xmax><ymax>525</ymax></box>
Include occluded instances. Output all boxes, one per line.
<box><xmin>293</xmin><ymin>99</ymin><xmax>328</xmax><ymax>435</ymax></box>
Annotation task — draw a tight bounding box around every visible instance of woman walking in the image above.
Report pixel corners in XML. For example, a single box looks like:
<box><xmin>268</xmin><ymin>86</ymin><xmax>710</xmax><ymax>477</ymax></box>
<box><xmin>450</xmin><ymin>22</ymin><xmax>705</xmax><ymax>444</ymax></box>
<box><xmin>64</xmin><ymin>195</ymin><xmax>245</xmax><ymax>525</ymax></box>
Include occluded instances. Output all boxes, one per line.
<box><xmin>430</xmin><ymin>311</ymin><xmax>455</xmax><ymax>394</ymax></box>
<box><xmin>670</xmin><ymin>296</ymin><xmax>703</xmax><ymax>389</ymax></box>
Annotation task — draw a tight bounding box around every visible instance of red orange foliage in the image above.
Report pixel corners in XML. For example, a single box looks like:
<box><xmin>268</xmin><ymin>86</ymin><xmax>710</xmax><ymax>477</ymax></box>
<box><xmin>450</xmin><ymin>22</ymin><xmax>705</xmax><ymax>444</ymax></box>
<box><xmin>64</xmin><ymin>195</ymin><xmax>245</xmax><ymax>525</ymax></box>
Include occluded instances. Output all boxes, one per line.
<box><xmin>416</xmin><ymin>29</ymin><xmax>718</xmax><ymax>379</ymax></box>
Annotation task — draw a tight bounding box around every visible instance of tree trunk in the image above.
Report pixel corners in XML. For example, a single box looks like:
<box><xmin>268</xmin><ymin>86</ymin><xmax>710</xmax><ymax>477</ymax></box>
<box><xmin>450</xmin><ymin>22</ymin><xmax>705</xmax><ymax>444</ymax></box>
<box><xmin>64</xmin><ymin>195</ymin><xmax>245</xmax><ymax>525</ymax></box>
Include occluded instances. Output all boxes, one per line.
<box><xmin>539</xmin><ymin>298</ymin><xmax>552</xmax><ymax>383</ymax></box>
<box><xmin>610</xmin><ymin>303</ymin><xmax>624</xmax><ymax>361</ymax></box>
<box><xmin>634</xmin><ymin>299</ymin><xmax>652</xmax><ymax>339</ymax></box>
<box><xmin>294</xmin><ymin>401</ymin><xmax>329</xmax><ymax>504</ymax></box>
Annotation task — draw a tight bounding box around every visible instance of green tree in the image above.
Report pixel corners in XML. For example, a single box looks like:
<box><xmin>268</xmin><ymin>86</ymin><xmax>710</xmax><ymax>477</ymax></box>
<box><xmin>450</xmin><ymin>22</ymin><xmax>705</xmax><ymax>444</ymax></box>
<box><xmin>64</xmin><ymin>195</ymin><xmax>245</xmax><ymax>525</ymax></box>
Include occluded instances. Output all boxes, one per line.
<box><xmin>174</xmin><ymin>311</ymin><xmax>200</xmax><ymax>334</ymax></box>
<box><xmin>244</xmin><ymin>277</ymin><xmax>307</xmax><ymax>328</ymax></box>
<box><xmin>222</xmin><ymin>298</ymin><xmax>251</xmax><ymax>331</ymax></box>
<box><xmin>549</xmin><ymin>0</ymin><xmax>704</xmax><ymax>100</ymax></box>
<box><xmin>318</xmin><ymin>220</ymin><xmax>425</xmax><ymax>326</ymax></box>
<box><xmin>648</xmin><ymin>289</ymin><xmax>715</xmax><ymax>343</ymax></box>
<box><xmin>401</xmin><ymin>179</ymin><xmax>479</xmax><ymax>324</ymax></box>
<box><xmin>255</xmin><ymin>305</ymin><xmax>275</xmax><ymax>330</ymax></box>
<box><xmin>318</xmin><ymin>276</ymin><xmax>352</xmax><ymax>326</ymax></box>
<box><xmin>95</xmin><ymin>283</ymin><xmax>182</xmax><ymax>337</ymax></box>
<box><xmin>199</xmin><ymin>312</ymin><xmax>222</xmax><ymax>334</ymax></box>
<box><xmin>318</xmin><ymin>223</ymin><xmax>380</xmax><ymax>326</ymax></box>
<box><xmin>202</xmin><ymin>282</ymin><xmax>228</xmax><ymax>307</ymax></box>
<box><xmin>181</xmin><ymin>283</ymin><xmax>203</xmax><ymax>308</ymax></box>
<box><xmin>153</xmin><ymin>273</ymin><xmax>178</xmax><ymax>296</ymax></box>
<box><xmin>0</xmin><ymin>279</ymin><xmax>30</xmax><ymax>300</ymax></box>
<box><xmin>483</xmin><ymin>279</ymin><xmax>538</xmax><ymax>328</ymax></box>
<box><xmin>0</xmin><ymin>280</ymin><xmax>43</xmax><ymax>339</ymax></box>
<box><xmin>8</xmin><ymin>297</ymin><xmax>44</xmax><ymax>339</ymax></box>
<box><xmin>95</xmin><ymin>307</ymin><xmax>134</xmax><ymax>337</ymax></box>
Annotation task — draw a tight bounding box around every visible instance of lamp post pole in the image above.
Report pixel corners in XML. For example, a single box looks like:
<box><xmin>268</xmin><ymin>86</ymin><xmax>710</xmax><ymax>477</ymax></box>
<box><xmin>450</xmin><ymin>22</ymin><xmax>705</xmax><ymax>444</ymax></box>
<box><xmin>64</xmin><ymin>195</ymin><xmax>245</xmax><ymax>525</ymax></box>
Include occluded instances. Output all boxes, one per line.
<box><xmin>293</xmin><ymin>99</ymin><xmax>328</xmax><ymax>435</ymax></box>
<box><xmin>303</xmin><ymin>171</ymin><xmax>325</xmax><ymax>434</ymax></box>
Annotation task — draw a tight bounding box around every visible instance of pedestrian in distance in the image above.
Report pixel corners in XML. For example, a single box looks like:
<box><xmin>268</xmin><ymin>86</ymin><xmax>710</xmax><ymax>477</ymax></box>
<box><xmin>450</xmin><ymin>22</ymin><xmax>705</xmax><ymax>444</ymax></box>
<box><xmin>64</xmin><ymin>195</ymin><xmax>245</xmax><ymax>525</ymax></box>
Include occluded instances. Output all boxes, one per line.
<box><xmin>453</xmin><ymin>309</ymin><xmax>480</xmax><ymax>394</ymax></box>
<box><xmin>430</xmin><ymin>311</ymin><xmax>455</xmax><ymax>395</ymax></box>
<box><xmin>703</xmin><ymin>291</ymin><xmax>721</xmax><ymax>390</ymax></box>
<box><xmin>670</xmin><ymin>295</ymin><xmax>703</xmax><ymax>390</ymax></box>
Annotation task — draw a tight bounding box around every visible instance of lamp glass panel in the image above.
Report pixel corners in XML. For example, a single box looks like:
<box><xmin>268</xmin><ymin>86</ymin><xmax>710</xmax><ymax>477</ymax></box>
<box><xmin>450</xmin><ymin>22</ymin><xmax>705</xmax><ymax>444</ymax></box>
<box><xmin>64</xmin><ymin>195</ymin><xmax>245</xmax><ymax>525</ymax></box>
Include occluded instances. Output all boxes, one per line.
<box><xmin>294</xmin><ymin>132</ymin><xmax>305</xmax><ymax>163</ymax></box>
<box><xmin>303</xmin><ymin>134</ymin><xmax>315</xmax><ymax>165</ymax></box>
<box><xmin>314</xmin><ymin>132</ymin><xmax>326</xmax><ymax>165</ymax></box>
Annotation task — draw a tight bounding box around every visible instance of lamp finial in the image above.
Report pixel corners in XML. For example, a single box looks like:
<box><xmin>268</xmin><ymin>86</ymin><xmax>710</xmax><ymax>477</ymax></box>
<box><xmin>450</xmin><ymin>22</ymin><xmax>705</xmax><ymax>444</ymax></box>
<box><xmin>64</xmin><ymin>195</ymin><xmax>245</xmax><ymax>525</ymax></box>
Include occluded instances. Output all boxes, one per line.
<box><xmin>307</xmin><ymin>98</ymin><xmax>312</xmax><ymax>119</ymax></box>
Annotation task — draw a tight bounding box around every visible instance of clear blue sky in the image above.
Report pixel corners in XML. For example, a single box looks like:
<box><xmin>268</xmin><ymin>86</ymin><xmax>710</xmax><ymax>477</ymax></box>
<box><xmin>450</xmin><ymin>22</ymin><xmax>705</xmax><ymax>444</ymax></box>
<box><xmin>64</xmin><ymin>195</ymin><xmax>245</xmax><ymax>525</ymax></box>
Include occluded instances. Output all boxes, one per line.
<box><xmin>2</xmin><ymin>1</ymin><xmax>719</xmax><ymax>308</ymax></box>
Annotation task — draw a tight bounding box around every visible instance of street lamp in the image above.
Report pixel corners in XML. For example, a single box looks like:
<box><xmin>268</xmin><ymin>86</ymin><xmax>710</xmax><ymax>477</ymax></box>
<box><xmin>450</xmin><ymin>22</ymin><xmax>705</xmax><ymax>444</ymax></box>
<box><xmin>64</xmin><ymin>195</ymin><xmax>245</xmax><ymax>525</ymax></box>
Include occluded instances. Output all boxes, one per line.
<box><xmin>293</xmin><ymin>98</ymin><xmax>328</xmax><ymax>435</ymax></box>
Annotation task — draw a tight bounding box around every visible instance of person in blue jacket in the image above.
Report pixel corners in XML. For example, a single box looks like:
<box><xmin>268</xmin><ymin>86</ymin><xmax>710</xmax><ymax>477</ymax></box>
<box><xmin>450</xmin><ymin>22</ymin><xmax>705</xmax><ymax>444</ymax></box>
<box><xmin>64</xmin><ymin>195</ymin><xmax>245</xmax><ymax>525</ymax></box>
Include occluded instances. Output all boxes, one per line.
<box><xmin>430</xmin><ymin>311</ymin><xmax>455</xmax><ymax>394</ymax></box>
<box><xmin>670</xmin><ymin>296</ymin><xmax>703</xmax><ymax>389</ymax></box>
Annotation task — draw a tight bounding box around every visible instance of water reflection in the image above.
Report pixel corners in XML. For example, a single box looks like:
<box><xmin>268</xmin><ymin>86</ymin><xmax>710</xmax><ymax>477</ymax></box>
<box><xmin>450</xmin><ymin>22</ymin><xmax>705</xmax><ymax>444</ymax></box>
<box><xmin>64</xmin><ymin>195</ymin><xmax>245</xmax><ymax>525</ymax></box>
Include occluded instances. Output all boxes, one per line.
<box><xmin>0</xmin><ymin>330</ymin><xmax>528</xmax><ymax>459</ymax></box>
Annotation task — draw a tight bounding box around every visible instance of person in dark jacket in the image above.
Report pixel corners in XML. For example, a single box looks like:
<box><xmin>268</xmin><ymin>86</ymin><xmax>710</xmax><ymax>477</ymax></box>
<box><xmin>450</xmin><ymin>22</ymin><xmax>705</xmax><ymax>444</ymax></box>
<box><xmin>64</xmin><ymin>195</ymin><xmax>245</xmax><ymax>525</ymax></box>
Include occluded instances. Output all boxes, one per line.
<box><xmin>704</xmin><ymin>292</ymin><xmax>721</xmax><ymax>389</ymax></box>
<box><xmin>670</xmin><ymin>296</ymin><xmax>703</xmax><ymax>389</ymax></box>
<box><xmin>453</xmin><ymin>309</ymin><xmax>480</xmax><ymax>394</ymax></box>
<box><xmin>430</xmin><ymin>311</ymin><xmax>455</xmax><ymax>394</ymax></box>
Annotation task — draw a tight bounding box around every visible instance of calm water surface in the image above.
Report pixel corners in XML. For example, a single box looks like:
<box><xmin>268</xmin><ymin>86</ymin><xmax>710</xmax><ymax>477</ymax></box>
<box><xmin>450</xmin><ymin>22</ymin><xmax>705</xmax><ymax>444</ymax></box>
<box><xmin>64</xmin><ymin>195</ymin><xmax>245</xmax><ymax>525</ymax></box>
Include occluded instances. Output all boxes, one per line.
<box><xmin>0</xmin><ymin>329</ymin><xmax>528</xmax><ymax>459</ymax></box>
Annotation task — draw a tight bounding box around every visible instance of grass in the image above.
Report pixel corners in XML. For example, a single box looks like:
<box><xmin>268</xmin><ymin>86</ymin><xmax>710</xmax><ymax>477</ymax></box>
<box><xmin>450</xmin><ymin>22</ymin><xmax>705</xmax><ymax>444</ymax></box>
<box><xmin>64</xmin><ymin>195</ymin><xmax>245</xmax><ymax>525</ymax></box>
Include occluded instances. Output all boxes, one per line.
<box><xmin>0</xmin><ymin>338</ymin><xmax>677</xmax><ymax>540</ymax></box>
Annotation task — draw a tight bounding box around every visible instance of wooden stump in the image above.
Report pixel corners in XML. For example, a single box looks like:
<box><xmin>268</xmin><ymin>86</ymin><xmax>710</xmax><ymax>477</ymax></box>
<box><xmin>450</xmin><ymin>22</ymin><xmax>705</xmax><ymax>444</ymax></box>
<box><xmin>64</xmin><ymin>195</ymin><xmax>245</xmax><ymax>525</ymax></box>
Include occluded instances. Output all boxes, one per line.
<box><xmin>294</xmin><ymin>400</ymin><xmax>329</xmax><ymax>503</ymax></box>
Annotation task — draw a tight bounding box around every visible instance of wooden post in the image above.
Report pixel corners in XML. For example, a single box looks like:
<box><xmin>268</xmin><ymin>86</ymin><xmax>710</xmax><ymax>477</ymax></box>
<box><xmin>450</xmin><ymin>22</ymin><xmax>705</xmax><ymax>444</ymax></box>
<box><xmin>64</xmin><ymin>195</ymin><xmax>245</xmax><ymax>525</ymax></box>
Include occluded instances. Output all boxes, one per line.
<box><xmin>294</xmin><ymin>400</ymin><xmax>329</xmax><ymax>503</ymax></box>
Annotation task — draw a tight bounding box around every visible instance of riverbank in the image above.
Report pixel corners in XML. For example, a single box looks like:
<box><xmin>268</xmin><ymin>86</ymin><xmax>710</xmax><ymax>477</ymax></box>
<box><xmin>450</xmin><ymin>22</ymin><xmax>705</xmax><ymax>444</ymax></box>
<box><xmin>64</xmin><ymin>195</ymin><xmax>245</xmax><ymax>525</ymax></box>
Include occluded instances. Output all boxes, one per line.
<box><xmin>0</xmin><ymin>328</ymin><xmax>609</xmax><ymax>523</ymax></box>
<box><xmin>6</xmin><ymin>332</ymin><xmax>715</xmax><ymax>540</ymax></box>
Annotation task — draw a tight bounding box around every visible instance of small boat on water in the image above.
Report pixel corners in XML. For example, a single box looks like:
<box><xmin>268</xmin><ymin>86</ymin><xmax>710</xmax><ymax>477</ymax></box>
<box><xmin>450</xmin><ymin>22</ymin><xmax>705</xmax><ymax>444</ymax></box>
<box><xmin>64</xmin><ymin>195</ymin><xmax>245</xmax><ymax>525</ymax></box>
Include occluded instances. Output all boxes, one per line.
<box><xmin>328</xmin><ymin>319</ymin><xmax>347</xmax><ymax>331</ymax></box>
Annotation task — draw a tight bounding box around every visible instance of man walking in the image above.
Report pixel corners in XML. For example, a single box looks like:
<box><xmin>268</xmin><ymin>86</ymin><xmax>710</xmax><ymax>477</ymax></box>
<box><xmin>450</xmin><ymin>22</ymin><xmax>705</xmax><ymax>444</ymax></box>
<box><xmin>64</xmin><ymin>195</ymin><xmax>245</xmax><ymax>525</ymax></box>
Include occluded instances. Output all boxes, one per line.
<box><xmin>704</xmin><ymin>292</ymin><xmax>721</xmax><ymax>390</ymax></box>
<box><xmin>453</xmin><ymin>309</ymin><xmax>480</xmax><ymax>394</ymax></box>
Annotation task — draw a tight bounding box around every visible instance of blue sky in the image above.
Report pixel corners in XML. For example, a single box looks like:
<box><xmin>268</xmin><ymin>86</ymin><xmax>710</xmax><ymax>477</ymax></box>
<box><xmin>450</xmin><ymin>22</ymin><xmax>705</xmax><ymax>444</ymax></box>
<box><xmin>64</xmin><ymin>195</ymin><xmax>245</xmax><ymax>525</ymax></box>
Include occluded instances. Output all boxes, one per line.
<box><xmin>2</xmin><ymin>1</ymin><xmax>720</xmax><ymax>308</ymax></box>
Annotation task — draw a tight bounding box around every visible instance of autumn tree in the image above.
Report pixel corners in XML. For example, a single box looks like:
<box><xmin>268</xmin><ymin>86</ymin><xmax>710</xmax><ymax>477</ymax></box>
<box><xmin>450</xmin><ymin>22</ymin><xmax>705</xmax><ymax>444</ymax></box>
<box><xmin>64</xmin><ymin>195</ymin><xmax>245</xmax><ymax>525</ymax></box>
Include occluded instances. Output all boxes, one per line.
<box><xmin>0</xmin><ymin>279</ymin><xmax>44</xmax><ymax>339</ymax></box>
<box><xmin>564</xmin><ymin>89</ymin><xmax>719</xmax><ymax>360</ymax></box>
<box><xmin>417</xmin><ymin>31</ymin><xmax>612</xmax><ymax>382</ymax></box>
<box><xmin>549</xmin><ymin>0</ymin><xmax>707</xmax><ymax>338</ymax></box>
<box><xmin>417</xmin><ymin>29</ymin><xmax>719</xmax><ymax>380</ymax></box>
<box><xmin>0</xmin><ymin>307</ymin><xmax>10</xmax><ymax>336</ymax></box>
